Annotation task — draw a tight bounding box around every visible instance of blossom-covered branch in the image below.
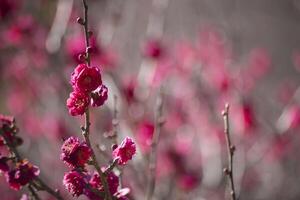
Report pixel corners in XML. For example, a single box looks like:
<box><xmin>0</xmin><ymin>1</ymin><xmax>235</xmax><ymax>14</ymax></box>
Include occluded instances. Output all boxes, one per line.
<box><xmin>63</xmin><ymin>0</ymin><xmax>136</xmax><ymax>200</ymax></box>
<box><xmin>0</xmin><ymin>115</ymin><xmax>64</xmax><ymax>200</ymax></box>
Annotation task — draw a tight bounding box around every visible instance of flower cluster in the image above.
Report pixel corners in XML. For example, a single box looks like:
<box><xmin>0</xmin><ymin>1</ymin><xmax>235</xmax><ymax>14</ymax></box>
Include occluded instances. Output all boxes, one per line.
<box><xmin>6</xmin><ymin>159</ymin><xmax>40</xmax><ymax>190</ymax></box>
<box><xmin>0</xmin><ymin>115</ymin><xmax>40</xmax><ymax>191</ymax></box>
<box><xmin>67</xmin><ymin>63</ymin><xmax>108</xmax><ymax>116</ymax></box>
<box><xmin>63</xmin><ymin>168</ymin><xmax>129</xmax><ymax>200</ymax></box>
<box><xmin>61</xmin><ymin>136</ymin><xmax>135</xmax><ymax>199</ymax></box>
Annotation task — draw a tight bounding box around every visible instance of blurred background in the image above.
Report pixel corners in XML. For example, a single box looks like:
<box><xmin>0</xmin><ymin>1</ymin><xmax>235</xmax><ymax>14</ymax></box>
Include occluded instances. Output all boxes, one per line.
<box><xmin>1</xmin><ymin>0</ymin><xmax>300</xmax><ymax>199</ymax></box>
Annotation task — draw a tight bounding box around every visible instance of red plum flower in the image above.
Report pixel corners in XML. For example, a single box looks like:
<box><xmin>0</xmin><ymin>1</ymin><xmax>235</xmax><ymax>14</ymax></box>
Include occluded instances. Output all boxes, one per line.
<box><xmin>113</xmin><ymin>137</ymin><xmax>136</xmax><ymax>165</ymax></box>
<box><xmin>66</xmin><ymin>91</ymin><xmax>90</xmax><ymax>116</ymax></box>
<box><xmin>61</xmin><ymin>137</ymin><xmax>92</xmax><ymax>168</ymax></box>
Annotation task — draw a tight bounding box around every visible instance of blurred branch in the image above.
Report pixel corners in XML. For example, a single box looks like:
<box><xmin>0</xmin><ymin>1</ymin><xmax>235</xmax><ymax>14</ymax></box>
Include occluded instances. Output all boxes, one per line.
<box><xmin>110</xmin><ymin>94</ymin><xmax>119</xmax><ymax>145</ymax></box>
<box><xmin>28</xmin><ymin>184</ymin><xmax>41</xmax><ymax>200</ymax></box>
<box><xmin>146</xmin><ymin>88</ymin><xmax>164</xmax><ymax>200</ymax></box>
<box><xmin>222</xmin><ymin>104</ymin><xmax>237</xmax><ymax>200</ymax></box>
<box><xmin>46</xmin><ymin>0</ymin><xmax>74</xmax><ymax>53</ymax></box>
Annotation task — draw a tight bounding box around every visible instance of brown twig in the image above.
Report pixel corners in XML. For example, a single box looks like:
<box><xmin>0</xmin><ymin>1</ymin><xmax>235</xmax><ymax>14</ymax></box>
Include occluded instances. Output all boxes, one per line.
<box><xmin>222</xmin><ymin>104</ymin><xmax>237</xmax><ymax>200</ymax></box>
<box><xmin>146</xmin><ymin>89</ymin><xmax>164</xmax><ymax>200</ymax></box>
<box><xmin>83</xmin><ymin>109</ymin><xmax>112</xmax><ymax>200</ymax></box>
<box><xmin>82</xmin><ymin>0</ymin><xmax>91</xmax><ymax>66</ymax></box>
<box><xmin>34</xmin><ymin>177</ymin><xmax>64</xmax><ymax>200</ymax></box>
<box><xmin>80</xmin><ymin>1</ymin><xmax>112</xmax><ymax>199</ymax></box>
<box><xmin>28</xmin><ymin>184</ymin><xmax>41</xmax><ymax>200</ymax></box>
<box><xmin>104</xmin><ymin>158</ymin><xmax>119</xmax><ymax>175</ymax></box>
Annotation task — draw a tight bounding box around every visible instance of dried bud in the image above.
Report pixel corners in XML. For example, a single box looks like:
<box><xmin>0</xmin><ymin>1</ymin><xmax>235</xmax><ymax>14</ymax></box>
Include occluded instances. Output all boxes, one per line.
<box><xmin>86</xmin><ymin>46</ymin><xmax>94</xmax><ymax>54</ymax></box>
<box><xmin>76</xmin><ymin>17</ymin><xmax>84</xmax><ymax>25</ymax></box>
<box><xmin>230</xmin><ymin>145</ymin><xmax>236</xmax><ymax>153</ymax></box>
<box><xmin>88</xmin><ymin>30</ymin><xmax>93</xmax><ymax>37</ymax></box>
<box><xmin>223</xmin><ymin>168</ymin><xmax>230</xmax><ymax>175</ymax></box>
<box><xmin>78</xmin><ymin>53</ymin><xmax>86</xmax><ymax>62</ymax></box>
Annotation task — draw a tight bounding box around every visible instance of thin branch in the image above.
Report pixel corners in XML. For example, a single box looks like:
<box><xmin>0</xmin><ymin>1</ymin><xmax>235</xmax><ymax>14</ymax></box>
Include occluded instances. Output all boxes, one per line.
<box><xmin>146</xmin><ymin>88</ymin><xmax>164</xmax><ymax>200</ymax></box>
<box><xmin>104</xmin><ymin>158</ymin><xmax>118</xmax><ymax>175</ymax></box>
<box><xmin>28</xmin><ymin>184</ymin><xmax>41</xmax><ymax>200</ymax></box>
<box><xmin>83</xmin><ymin>109</ymin><xmax>112</xmax><ymax>200</ymax></box>
<box><xmin>222</xmin><ymin>104</ymin><xmax>237</xmax><ymax>200</ymax></box>
<box><xmin>82</xmin><ymin>0</ymin><xmax>91</xmax><ymax>66</ymax></box>
<box><xmin>34</xmin><ymin>177</ymin><xmax>64</xmax><ymax>200</ymax></box>
<box><xmin>80</xmin><ymin>1</ymin><xmax>112</xmax><ymax>199</ymax></box>
<box><xmin>111</xmin><ymin>94</ymin><xmax>119</xmax><ymax>145</ymax></box>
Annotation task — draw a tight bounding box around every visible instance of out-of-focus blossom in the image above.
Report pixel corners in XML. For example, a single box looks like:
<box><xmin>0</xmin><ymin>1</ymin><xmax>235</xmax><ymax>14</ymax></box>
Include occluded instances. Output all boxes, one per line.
<box><xmin>87</xmin><ymin>171</ymin><xmax>119</xmax><ymax>199</ymax></box>
<box><xmin>0</xmin><ymin>114</ymin><xmax>14</xmax><ymax>128</ymax></box>
<box><xmin>6</xmin><ymin>160</ymin><xmax>40</xmax><ymax>191</ymax></box>
<box><xmin>241</xmin><ymin>101</ymin><xmax>256</xmax><ymax>131</ymax></box>
<box><xmin>136</xmin><ymin>121</ymin><xmax>154</xmax><ymax>153</ymax></box>
<box><xmin>0</xmin><ymin>0</ymin><xmax>19</xmax><ymax>19</ymax></box>
<box><xmin>197</xmin><ymin>27</ymin><xmax>231</xmax><ymax>69</ymax></box>
<box><xmin>5</xmin><ymin>15</ymin><xmax>35</xmax><ymax>46</ymax></box>
<box><xmin>176</xmin><ymin>172</ymin><xmax>199</xmax><ymax>191</ymax></box>
<box><xmin>121</xmin><ymin>77</ymin><xmax>137</xmax><ymax>104</ymax></box>
<box><xmin>0</xmin><ymin>155</ymin><xmax>9</xmax><ymax>173</ymax></box>
<box><xmin>0</xmin><ymin>114</ymin><xmax>22</xmax><ymax>147</ymax></box>
<box><xmin>63</xmin><ymin>170</ymin><xmax>86</xmax><ymax>197</ymax></box>
<box><xmin>66</xmin><ymin>91</ymin><xmax>90</xmax><ymax>116</ymax></box>
<box><xmin>61</xmin><ymin>137</ymin><xmax>92</xmax><ymax>168</ymax></box>
<box><xmin>143</xmin><ymin>39</ymin><xmax>164</xmax><ymax>60</ymax></box>
<box><xmin>246</xmin><ymin>48</ymin><xmax>271</xmax><ymax>79</ymax></box>
<box><xmin>113</xmin><ymin>137</ymin><xmax>136</xmax><ymax>165</ymax></box>
<box><xmin>91</xmin><ymin>85</ymin><xmax>108</xmax><ymax>107</ymax></box>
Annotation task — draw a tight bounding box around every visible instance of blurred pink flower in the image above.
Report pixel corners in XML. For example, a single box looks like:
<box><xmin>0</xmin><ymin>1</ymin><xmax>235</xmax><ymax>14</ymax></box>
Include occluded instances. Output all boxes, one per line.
<box><xmin>91</xmin><ymin>85</ymin><xmax>108</xmax><ymax>107</ymax></box>
<box><xmin>136</xmin><ymin>121</ymin><xmax>154</xmax><ymax>153</ymax></box>
<box><xmin>143</xmin><ymin>38</ymin><xmax>164</xmax><ymax>60</ymax></box>
<box><xmin>246</xmin><ymin>48</ymin><xmax>271</xmax><ymax>79</ymax></box>
<box><xmin>6</xmin><ymin>160</ymin><xmax>40</xmax><ymax>191</ymax></box>
<box><xmin>63</xmin><ymin>170</ymin><xmax>86</xmax><ymax>197</ymax></box>
<box><xmin>87</xmin><ymin>170</ymin><xmax>119</xmax><ymax>198</ymax></box>
<box><xmin>113</xmin><ymin>137</ymin><xmax>136</xmax><ymax>165</ymax></box>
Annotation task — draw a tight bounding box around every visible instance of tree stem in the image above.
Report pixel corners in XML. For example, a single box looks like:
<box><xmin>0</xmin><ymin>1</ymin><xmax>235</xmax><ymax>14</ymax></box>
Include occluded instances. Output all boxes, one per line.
<box><xmin>146</xmin><ymin>89</ymin><xmax>164</xmax><ymax>200</ymax></box>
<box><xmin>222</xmin><ymin>104</ymin><xmax>237</xmax><ymax>200</ymax></box>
